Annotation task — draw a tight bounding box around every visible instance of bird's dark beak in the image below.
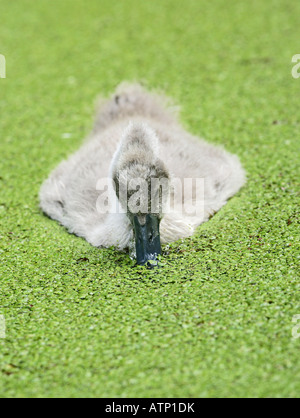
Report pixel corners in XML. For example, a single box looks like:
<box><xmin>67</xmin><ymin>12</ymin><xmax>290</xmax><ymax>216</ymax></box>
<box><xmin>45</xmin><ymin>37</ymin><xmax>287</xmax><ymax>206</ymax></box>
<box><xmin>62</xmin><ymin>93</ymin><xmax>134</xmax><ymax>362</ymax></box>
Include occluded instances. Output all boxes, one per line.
<box><xmin>133</xmin><ymin>214</ymin><xmax>162</xmax><ymax>266</ymax></box>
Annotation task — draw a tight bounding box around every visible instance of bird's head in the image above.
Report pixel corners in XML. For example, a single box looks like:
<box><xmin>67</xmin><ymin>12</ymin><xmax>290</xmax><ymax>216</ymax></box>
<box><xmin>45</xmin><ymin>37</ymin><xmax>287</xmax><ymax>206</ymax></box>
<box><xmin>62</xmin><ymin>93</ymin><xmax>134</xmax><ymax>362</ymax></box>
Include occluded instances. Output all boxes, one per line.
<box><xmin>111</xmin><ymin>122</ymin><xmax>170</xmax><ymax>266</ymax></box>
